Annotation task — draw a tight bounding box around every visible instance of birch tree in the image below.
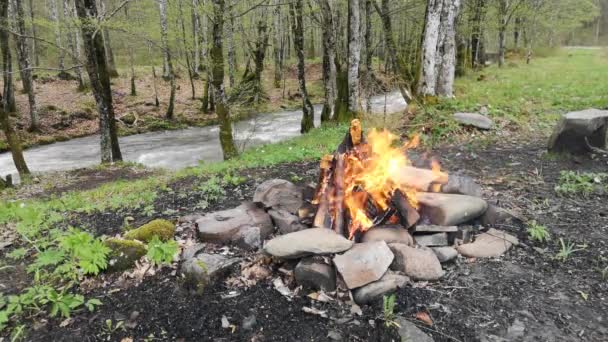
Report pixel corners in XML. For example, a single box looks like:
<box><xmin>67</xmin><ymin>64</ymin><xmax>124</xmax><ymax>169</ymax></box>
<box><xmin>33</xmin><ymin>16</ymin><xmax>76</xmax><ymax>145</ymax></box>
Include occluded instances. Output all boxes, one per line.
<box><xmin>347</xmin><ymin>0</ymin><xmax>361</xmax><ymax>114</ymax></box>
<box><xmin>64</xmin><ymin>0</ymin><xmax>85</xmax><ymax>88</ymax></box>
<box><xmin>75</xmin><ymin>0</ymin><xmax>122</xmax><ymax>163</ymax></box>
<box><xmin>418</xmin><ymin>0</ymin><xmax>444</xmax><ymax>97</ymax></box>
<box><xmin>13</xmin><ymin>0</ymin><xmax>38</xmax><ymax>130</ymax></box>
<box><xmin>436</xmin><ymin>0</ymin><xmax>461</xmax><ymax>97</ymax></box>
<box><xmin>317</xmin><ymin>0</ymin><xmax>337</xmax><ymax>122</ymax></box>
<box><xmin>99</xmin><ymin>0</ymin><xmax>119</xmax><ymax>77</ymax></box>
<box><xmin>158</xmin><ymin>0</ymin><xmax>176</xmax><ymax>118</ymax></box>
<box><xmin>289</xmin><ymin>0</ymin><xmax>314</xmax><ymax>133</ymax></box>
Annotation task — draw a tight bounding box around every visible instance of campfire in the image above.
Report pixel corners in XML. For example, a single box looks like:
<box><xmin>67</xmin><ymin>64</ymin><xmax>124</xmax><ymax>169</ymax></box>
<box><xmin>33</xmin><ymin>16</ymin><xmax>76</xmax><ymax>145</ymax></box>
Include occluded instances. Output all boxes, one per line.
<box><xmin>312</xmin><ymin>119</ymin><xmax>448</xmax><ymax>240</ymax></box>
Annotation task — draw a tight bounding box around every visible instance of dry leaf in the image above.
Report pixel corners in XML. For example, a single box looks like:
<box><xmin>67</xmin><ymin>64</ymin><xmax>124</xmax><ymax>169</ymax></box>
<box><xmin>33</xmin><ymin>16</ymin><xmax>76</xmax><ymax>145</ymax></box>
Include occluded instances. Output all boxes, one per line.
<box><xmin>120</xmin><ymin>338</ymin><xmax>134</xmax><ymax>342</ymax></box>
<box><xmin>303</xmin><ymin>306</ymin><xmax>328</xmax><ymax>318</ymax></box>
<box><xmin>415</xmin><ymin>311</ymin><xmax>433</xmax><ymax>326</ymax></box>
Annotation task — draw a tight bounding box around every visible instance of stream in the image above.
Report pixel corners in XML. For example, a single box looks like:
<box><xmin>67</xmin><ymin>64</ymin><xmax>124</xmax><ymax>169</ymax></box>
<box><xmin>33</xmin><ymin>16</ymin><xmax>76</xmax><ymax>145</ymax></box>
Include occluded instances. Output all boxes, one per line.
<box><xmin>0</xmin><ymin>91</ymin><xmax>406</xmax><ymax>180</ymax></box>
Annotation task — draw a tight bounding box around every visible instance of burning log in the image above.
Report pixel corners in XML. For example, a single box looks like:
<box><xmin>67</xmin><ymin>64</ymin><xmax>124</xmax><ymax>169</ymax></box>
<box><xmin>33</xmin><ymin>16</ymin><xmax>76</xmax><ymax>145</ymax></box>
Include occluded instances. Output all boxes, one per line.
<box><xmin>332</xmin><ymin>153</ymin><xmax>346</xmax><ymax>236</ymax></box>
<box><xmin>313</xmin><ymin>155</ymin><xmax>334</xmax><ymax>228</ymax></box>
<box><xmin>391</xmin><ymin>189</ymin><xmax>420</xmax><ymax>228</ymax></box>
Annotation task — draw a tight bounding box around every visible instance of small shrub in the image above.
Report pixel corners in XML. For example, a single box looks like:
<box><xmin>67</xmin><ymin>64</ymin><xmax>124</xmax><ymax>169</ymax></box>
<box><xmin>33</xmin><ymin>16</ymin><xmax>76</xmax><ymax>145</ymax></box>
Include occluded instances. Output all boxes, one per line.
<box><xmin>382</xmin><ymin>294</ymin><xmax>398</xmax><ymax>328</ymax></box>
<box><xmin>146</xmin><ymin>236</ymin><xmax>178</xmax><ymax>266</ymax></box>
<box><xmin>527</xmin><ymin>221</ymin><xmax>550</xmax><ymax>243</ymax></box>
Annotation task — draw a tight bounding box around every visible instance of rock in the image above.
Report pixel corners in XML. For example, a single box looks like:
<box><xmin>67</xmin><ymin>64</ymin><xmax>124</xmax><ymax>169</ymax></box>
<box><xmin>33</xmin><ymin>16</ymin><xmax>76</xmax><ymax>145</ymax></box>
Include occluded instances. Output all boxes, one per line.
<box><xmin>333</xmin><ymin>241</ymin><xmax>394</xmax><ymax>289</ymax></box>
<box><xmin>441</xmin><ymin>175</ymin><xmax>483</xmax><ymax>197</ymax></box>
<box><xmin>361</xmin><ymin>226</ymin><xmax>414</xmax><ymax>246</ymax></box>
<box><xmin>414</xmin><ymin>225</ymin><xmax>458</xmax><ymax>233</ymax></box>
<box><xmin>453</xmin><ymin>112</ymin><xmax>494</xmax><ymax>130</ymax></box>
<box><xmin>253</xmin><ymin>179</ymin><xmax>303</xmax><ymax>214</ymax></box>
<box><xmin>120</xmin><ymin>112</ymin><xmax>137</xmax><ymax>125</ymax></box>
<box><xmin>548</xmin><ymin>108</ymin><xmax>608</xmax><ymax>154</ymax></box>
<box><xmin>417</xmin><ymin>193</ymin><xmax>488</xmax><ymax>226</ymax></box>
<box><xmin>264</xmin><ymin>228</ymin><xmax>353</xmax><ymax>259</ymax></box>
<box><xmin>455</xmin><ymin>226</ymin><xmax>475</xmax><ymax>244</ymax></box>
<box><xmin>414</xmin><ymin>233</ymin><xmax>449</xmax><ymax>247</ymax></box>
<box><xmin>480</xmin><ymin>205</ymin><xmax>522</xmax><ymax>226</ymax></box>
<box><xmin>181</xmin><ymin>252</ymin><xmax>240</xmax><ymax>292</ymax></box>
<box><xmin>395</xmin><ymin>317</ymin><xmax>434</xmax><ymax>342</ymax></box>
<box><xmin>124</xmin><ymin>219</ymin><xmax>176</xmax><ymax>242</ymax></box>
<box><xmin>242</xmin><ymin>314</ymin><xmax>257</xmax><ymax>331</ymax></box>
<box><xmin>268</xmin><ymin>209</ymin><xmax>307</xmax><ymax>234</ymax></box>
<box><xmin>352</xmin><ymin>272</ymin><xmax>409</xmax><ymax>305</ymax></box>
<box><xmin>294</xmin><ymin>258</ymin><xmax>336</xmax><ymax>291</ymax></box>
<box><xmin>104</xmin><ymin>238</ymin><xmax>146</xmax><ymax>272</ymax></box>
<box><xmin>327</xmin><ymin>330</ymin><xmax>343</xmax><ymax>341</ymax></box>
<box><xmin>196</xmin><ymin>203</ymin><xmax>274</xmax><ymax>250</ymax></box>
<box><xmin>389</xmin><ymin>244</ymin><xmax>444</xmax><ymax>281</ymax></box>
<box><xmin>457</xmin><ymin>228</ymin><xmax>519</xmax><ymax>258</ymax></box>
<box><xmin>431</xmin><ymin>247</ymin><xmax>459</xmax><ymax>263</ymax></box>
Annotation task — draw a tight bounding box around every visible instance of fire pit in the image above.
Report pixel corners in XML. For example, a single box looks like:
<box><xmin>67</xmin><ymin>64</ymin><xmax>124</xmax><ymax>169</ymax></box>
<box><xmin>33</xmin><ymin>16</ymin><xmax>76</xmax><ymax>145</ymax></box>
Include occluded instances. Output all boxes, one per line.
<box><xmin>183</xmin><ymin>120</ymin><xmax>520</xmax><ymax>305</ymax></box>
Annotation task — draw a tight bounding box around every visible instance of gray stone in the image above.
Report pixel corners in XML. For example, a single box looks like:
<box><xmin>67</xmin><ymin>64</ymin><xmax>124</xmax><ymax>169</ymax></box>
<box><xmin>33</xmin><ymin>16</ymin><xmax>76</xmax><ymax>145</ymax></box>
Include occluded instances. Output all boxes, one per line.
<box><xmin>453</xmin><ymin>112</ymin><xmax>494</xmax><ymax>130</ymax></box>
<box><xmin>431</xmin><ymin>247</ymin><xmax>459</xmax><ymax>263</ymax></box>
<box><xmin>196</xmin><ymin>203</ymin><xmax>274</xmax><ymax>250</ymax></box>
<box><xmin>253</xmin><ymin>179</ymin><xmax>303</xmax><ymax>214</ymax></box>
<box><xmin>395</xmin><ymin>317</ymin><xmax>433</xmax><ymax>342</ymax></box>
<box><xmin>457</xmin><ymin>228</ymin><xmax>519</xmax><ymax>258</ymax></box>
<box><xmin>417</xmin><ymin>193</ymin><xmax>488</xmax><ymax>226</ymax></box>
<box><xmin>294</xmin><ymin>258</ymin><xmax>336</xmax><ymax>291</ymax></box>
<box><xmin>361</xmin><ymin>226</ymin><xmax>414</xmax><ymax>246</ymax></box>
<box><xmin>268</xmin><ymin>209</ymin><xmax>307</xmax><ymax>234</ymax></box>
<box><xmin>389</xmin><ymin>243</ymin><xmax>444</xmax><ymax>281</ymax></box>
<box><xmin>264</xmin><ymin>228</ymin><xmax>353</xmax><ymax>259</ymax></box>
<box><xmin>414</xmin><ymin>225</ymin><xmax>458</xmax><ymax>233</ymax></box>
<box><xmin>442</xmin><ymin>175</ymin><xmax>483</xmax><ymax>197</ymax></box>
<box><xmin>181</xmin><ymin>253</ymin><xmax>240</xmax><ymax>291</ymax></box>
<box><xmin>480</xmin><ymin>205</ymin><xmax>522</xmax><ymax>226</ymax></box>
<box><xmin>414</xmin><ymin>233</ymin><xmax>449</xmax><ymax>247</ymax></box>
<box><xmin>242</xmin><ymin>314</ymin><xmax>257</xmax><ymax>331</ymax></box>
<box><xmin>548</xmin><ymin>108</ymin><xmax>608</xmax><ymax>154</ymax></box>
<box><xmin>333</xmin><ymin>241</ymin><xmax>394</xmax><ymax>289</ymax></box>
<box><xmin>352</xmin><ymin>272</ymin><xmax>409</xmax><ymax>305</ymax></box>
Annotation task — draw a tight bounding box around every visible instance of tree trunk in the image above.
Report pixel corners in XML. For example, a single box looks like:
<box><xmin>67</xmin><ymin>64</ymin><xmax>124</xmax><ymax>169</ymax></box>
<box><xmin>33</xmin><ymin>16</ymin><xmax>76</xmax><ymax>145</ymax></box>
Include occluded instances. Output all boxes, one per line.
<box><xmin>364</xmin><ymin>0</ymin><xmax>373</xmax><ymax>113</ymax></box>
<box><xmin>50</xmin><ymin>0</ymin><xmax>67</xmax><ymax>77</ymax></box>
<box><xmin>125</xmin><ymin>5</ymin><xmax>136</xmax><ymax>96</ymax></box>
<box><xmin>347</xmin><ymin>0</ymin><xmax>361</xmax><ymax>114</ymax></box>
<box><xmin>192</xmin><ymin>0</ymin><xmax>201</xmax><ymax>75</ymax></box>
<box><xmin>418</xmin><ymin>0</ymin><xmax>443</xmax><ymax>97</ymax></box>
<box><xmin>65</xmin><ymin>0</ymin><xmax>85</xmax><ymax>88</ymax></box>
<box><xmin>210</xmin><ymin>0</ymin><xmax>238</xmax><ymax>159</ymax></box>
<box><xmin>272</xmin><ymin>0</ymin><xmax>283</xmax><ymax>88</ymax></box>
<box><xmin>28</xmin><ymin>0</ymin><xmax>38</xmax><ymax>66</ymax></box>
<box><xmin>179</xmin><ymin>0</ymin><xmax>196</xmax><ymax>99</ymax></box>
<box><xmin>226</xmin><ymin>0</ymin><xmax>236</xmax><ymax>88</ymax></box>
<box><xmin>436</xmin><ymin>0</ymin><xmax>461</xmax><ymax>98</ymax></box>
<box><xmin>158</xmin><ymin>0</ymin><xmax>172</xmax><ymax>79</ymax></box>
<box><xmin>13</xmin><ymin>0</ymin><xmax>38</xmax><ymax>130</ymax></box>
<box><xmin>0</xmin><ymin>0</ymin><xmax>29</xmax><ymax>176</ymax></box>
<box><xmin>289</xmin><ymin>0</ymin><xmax>314</xmax><ymax>133</ymax></box>
<box><xmin>470</xmin><ymin>0</ymin><xmax>486</xmax><ymax>68</ymax></box>
<box><xmin>513</xmin><ymin>17</ymin><xmax>521</xmax><ymax>48</ymax></box>
<box><xmin>98</xmin><ymin>0</ymin><xmax>119</xmax><ymax>77</ymax></box>
<box><xmin>318</xmin><ymin>0</ymin><xmax>336</xmax><ymax>122</ymax></box>
<box><xmin>75</xmin><ymin>0</ymin><xmax>122</xmax><ymax>163</ymax></box>
<box><xmin>497</xmin><ymin>0</ymin><xmax>507</xmax><ymax>68</ymax></box>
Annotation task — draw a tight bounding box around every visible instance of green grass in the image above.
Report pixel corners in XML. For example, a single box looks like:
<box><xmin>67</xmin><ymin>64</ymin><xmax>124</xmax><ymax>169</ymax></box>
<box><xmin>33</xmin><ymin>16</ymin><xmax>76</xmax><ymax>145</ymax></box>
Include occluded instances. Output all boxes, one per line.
<box><xmin>555</xmin><ymin>170</ymin><xmax>608</xmax><ymax>197</ymax></box>
<box><xmin>410</xmin><ymin>48</ymin><xmax>608</xmax><ymax>142</ymax></box>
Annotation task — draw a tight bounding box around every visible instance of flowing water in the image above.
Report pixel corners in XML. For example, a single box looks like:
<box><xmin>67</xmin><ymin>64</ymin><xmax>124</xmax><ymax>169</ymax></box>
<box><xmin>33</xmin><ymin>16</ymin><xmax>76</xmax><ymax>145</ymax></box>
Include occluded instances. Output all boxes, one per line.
<box><xmin>0</xmin><ymin>92</ymin><xmax>406</xmax><ymax>180</ymax></box>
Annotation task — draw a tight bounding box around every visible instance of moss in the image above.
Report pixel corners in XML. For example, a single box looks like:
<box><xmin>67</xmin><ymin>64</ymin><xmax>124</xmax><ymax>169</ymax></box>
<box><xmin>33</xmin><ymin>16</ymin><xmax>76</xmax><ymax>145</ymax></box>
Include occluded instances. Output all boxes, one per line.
<box><xmin>104</xmin><ymin>238</ymin><xmax>146</xmax><ymax>272</ymax></box>
<box><xmin>124</xmin><ymin>219</ymin><xmax>176</xmax><ymax>242</ymax></box>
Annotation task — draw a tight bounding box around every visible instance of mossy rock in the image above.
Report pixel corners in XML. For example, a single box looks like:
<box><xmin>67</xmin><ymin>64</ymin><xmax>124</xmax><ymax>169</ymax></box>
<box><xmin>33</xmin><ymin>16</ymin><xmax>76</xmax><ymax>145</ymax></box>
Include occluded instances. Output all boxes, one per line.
<box><xmin>124</xmin><ymin>219</ymin><xmax>176</xmax><ymax>242</ymax></box>
<box><xmin>104</xmin><ymin>238</ymin><xmax>146</xmax><ymax>272</ymax></box>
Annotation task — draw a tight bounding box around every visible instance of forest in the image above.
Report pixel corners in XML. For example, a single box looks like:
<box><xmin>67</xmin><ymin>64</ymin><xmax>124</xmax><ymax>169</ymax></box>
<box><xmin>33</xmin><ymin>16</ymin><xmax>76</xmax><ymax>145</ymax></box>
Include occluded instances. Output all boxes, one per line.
<box><xmin>0</xmin><ymin>0</ymin><xmax>607</xmax><ymax>341</ymax></box>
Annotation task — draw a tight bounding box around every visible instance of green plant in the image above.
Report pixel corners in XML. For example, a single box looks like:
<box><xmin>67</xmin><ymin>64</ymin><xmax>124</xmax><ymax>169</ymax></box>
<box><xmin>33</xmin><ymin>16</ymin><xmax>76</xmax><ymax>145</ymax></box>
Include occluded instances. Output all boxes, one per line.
<box><xmin>555</xmin><ymin>238</ymin><xmax>585</xmax><ymax>262</ymax></box>
<box><xmin>7</xmin><ymin>248</ymin><xmax>27</xmax><ymax>260</ymax></box>
<box><xmin>289</xmin><ymin>172</ymin><xmax>304</xmax><ymax>183</ymax></box>
<box><xmin>555</xmin><ymin>171</ymin><xmax>608</xmax><ymax>197</ymax></box>
<box><xmin>382</xmin><ymin>294</ymin><xmax>399</xmax><ymax>328</ymax></box>
<box><xmin>146</xmin><ymin>237</ymin><xmax>178</xmax><ymax>266</ymax></box>
<box><xmin>60</xmin><ymin>230</ymin><xmax>111</xmax><ymax>275</ymax></box>
<box><xmin>527</xmin><ymin>221</ymin><xmax>550</xmax><ymax>243</ymax></box>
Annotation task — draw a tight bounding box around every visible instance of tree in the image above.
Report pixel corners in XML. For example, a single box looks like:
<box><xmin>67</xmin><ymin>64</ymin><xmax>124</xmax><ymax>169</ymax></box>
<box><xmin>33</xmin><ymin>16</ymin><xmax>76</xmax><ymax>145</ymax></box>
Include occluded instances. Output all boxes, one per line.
<box><xmin>210</xmin><ymin>0</ymin><xmax>238</xmax><ymax>159</ymax></box>
<box><xmin>0</xmin><ymin>0</ymin><xmax>29</xmax><ymax>177</ymax></box>
<box><xmin>158</xmin><ymin>0</ymin><xmax>176</xmax><ymax>119</ymax></box>
<box><xmin>418</xmin><ymin>0</ymin><xmax>443</xmax><ymax>97</ymax></box>
<box><xmin>496</xmin><ymin>0</ymin><xmax>525</xmax><ymax>67</ymax></box>
<box><xmin>75</xmin><ymin>0</ymin><xmax>122</xmax><ymax>163</ymax></box>
<box><xmin>317</xmin><ymin>0</ymin><xmax>337</xmax><ymax>122</ymax></box>
<box><xmin>347</xmin><ymin>0</ymin><xmax>361</xmax><ymax>114</ymax></box>
<box><xmin>13</xmin><ymin>0</ymin><xmax>38</xmax><ymax>131</ymax></box>
<box><xmin>99</xmin><ymin>0</ymin><xmax>119</xmax><ymax>77</ymax></box>
<box><xmin>289</xmin><ymin>0</ymin><xmax>314</xmax><ymax>133</ymax></box>
<box><xmin>64</xmin><ymin>0</ymin><xmax>85</xmax><ymax>88</ymax></box>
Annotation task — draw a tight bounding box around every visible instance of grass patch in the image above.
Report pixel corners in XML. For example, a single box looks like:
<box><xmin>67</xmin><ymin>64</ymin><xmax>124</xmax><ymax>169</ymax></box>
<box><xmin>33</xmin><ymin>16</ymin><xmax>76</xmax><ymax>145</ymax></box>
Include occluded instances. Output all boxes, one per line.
<box><xmin>555</xmin><ymin>171</ymin><xmax>608</xmax><ymax>197</ymax></box>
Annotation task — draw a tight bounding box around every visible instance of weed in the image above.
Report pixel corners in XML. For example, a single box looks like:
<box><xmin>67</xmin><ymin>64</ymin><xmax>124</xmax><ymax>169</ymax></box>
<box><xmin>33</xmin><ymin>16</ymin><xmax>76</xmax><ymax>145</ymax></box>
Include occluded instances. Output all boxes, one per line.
<box><xmin>146</xmin><ymin>237</ymin><xmax>178</xmax><ymax>266</ymax></box>
<box><xmin>289</xmin><ymin>172</ymin><xmax>304</xmax><ymax>183</ymax></box>
<box><xmin>555</xmin><ymin>171</ymin><xmax>608</xmax><ymax>196</ymax></box>
<box><xmin>527</xmin><ymin>221</ymin><xmax>550</xmax><ymax>243</ymax></box>
<box><xmin>555</xmin><ymin>238</ymin><xmax>585</xmax><ymax>262</ymax></box>
<box><xmin>382</xmin><ymin>294</ymin><xmax>399</xmax><ymax>328</ymax></box>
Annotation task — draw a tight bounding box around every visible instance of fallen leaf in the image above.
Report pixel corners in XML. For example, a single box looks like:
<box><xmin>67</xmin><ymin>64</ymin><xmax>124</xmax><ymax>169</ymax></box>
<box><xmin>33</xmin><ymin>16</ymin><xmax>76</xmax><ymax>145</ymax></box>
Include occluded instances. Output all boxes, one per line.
<box><xmin>415</xmin><ymin>311</ymin><xmax>433</xmax><ymax>326</ymax></box>
<box><xmin>350</xmin><ymin>304</ymin><xmax>363</xmax><ymax>316</ymax></box>
<box><xmin>273</xmin><ymin>278</ymin><xmax>292</xmax><ymax>298</ymax></box>
<box><xmin>59</xmin><ymin>318</ymin><xmax>74</xmax><ymax>327</ymax></box>
<box><xmin>303</xmin><ymin>306</ymin><xmax>328</xmax><ymax>318</ymax></box>
<box><xmin>221</xmin><ymin>315</ymin><xmax>230</xmax><ymax>329</ymax></box>
<box><xmin>308</xmin><ymin>291</ymin><xmax>333</xmax><ymax>302</ymax></box>
<box><xmin>120</xmin><ymin>338</ymin><xmax>133</xmax><ymax>342</ymax></box>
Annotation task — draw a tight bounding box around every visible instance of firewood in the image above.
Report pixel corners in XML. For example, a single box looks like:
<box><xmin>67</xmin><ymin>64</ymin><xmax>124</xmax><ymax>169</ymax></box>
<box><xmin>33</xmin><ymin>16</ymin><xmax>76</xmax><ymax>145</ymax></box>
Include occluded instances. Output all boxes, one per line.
<box><xmin>337</xmin><ymin>119</ymin><xmax>366</xmax><ymax>154</ymax></box>
<box><xmin>391</xmin><ymin>189</ymin><xmax>420</xmax><ymax>228</ymax></box>
<box><xmin>392</xmin><ymin>166</ymin><xmax>448</xmax><ymax>192</ymax></box>
<box><xmin>332</xmin><ymin>153</ymin><xmax>346</xmax><ymax>236</ymax></box>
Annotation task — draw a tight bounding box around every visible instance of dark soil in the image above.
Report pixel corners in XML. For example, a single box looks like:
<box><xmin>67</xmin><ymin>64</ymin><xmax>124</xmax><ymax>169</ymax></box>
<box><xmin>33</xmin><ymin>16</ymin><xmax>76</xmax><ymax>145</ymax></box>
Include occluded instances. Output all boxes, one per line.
<box><xmin>9</xmin><ymin>140</ymin><xmax>608</xmax><ymax>342</ymax></box>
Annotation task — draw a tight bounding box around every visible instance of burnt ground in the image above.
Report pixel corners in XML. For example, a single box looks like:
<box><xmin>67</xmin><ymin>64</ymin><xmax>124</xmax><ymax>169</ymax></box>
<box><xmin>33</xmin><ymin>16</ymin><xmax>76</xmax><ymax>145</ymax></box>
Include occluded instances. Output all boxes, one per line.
<box><xmin>3</xmin><ymin>139</ymin><xmax>608</xmax><ymax>342</ymax></box>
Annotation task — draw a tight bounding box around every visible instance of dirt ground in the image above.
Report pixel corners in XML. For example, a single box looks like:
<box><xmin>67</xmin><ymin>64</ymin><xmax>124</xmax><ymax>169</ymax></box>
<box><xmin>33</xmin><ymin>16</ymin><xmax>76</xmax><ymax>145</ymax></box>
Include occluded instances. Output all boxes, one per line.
<box><xmin>3</xmin><ymin>136</ymin><xmax>606</xmax><ymax>341</ymax></box>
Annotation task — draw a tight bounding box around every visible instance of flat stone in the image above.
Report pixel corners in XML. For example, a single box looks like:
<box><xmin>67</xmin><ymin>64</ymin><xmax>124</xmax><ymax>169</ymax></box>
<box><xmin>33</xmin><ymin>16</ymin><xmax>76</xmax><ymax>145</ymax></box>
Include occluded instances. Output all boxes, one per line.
<box><xmin>441</xmin><ymin>175</ymin><xmax>483</xmax><ymax>197</ymax></box>
<box><xmin>264</xmin><ymin>228</ymin><xmax>353</xmax><ymax>259</ymax></box>
<box><xmin>389</xmin><ymin>243</ymin><xmax>444</xmax><ymax>281</ymax></box>
<box><xmin>480</xmin><ymin>205</ymin><xmax>522</xmax><ymax>226</ymax></box>
<box><xmin>253</xmin><ymin>179</ymin><xmax>303</xmax><ymax>214</ymax></box>
<box><xmin>431</xmin><ymin>247</ymin><xmax>459</xmax><ymax>263</ymax></box>
<box><xmin>457</xmin><ymin>228</ymin><xmax>519</xmax><ymax>258</ymax></box>
<box><xmin>181</xmin><ymin>252</ymin><xmax>240</xmax><ymax>291</ymax></box>
<box><xmin>417</xmin><ymin>193</ymin><xmax>488</xmax><ymax>226</ymax></box>
<box><xmin>414</xmin><ymin>233</ymin><xmax>449</xmax><ymax>247</ymax></box>
<box><xmin>395</xmin><ymin>317</ymin><xmax>433</xmax><ymax>342</ymax></box>
<box><xmin>548</xmin><ymin>109</ymin><xmax>608</xmax><ymax>154</ymax></box>
<box><xmin>361</xmin><ymin>226</ymin><xmax>414</xmax><ymax>246</ymax></box>
<box><xmin>333</xmin><ymin>241</ymin><xmax>394</xmax><ymax>289</ymax></box>
<box><xmin>414</xmin><ymin>225</ymin><xmax>458</xmax><ymax>233</ymax></box>
<box><xmin>268</xmin><ymin>209</ymin><xmax>308</xmax><ymax>234</ymax></box>
<box><xmin>453</xmin><ymin>112</ymin><xmax>494</xmax><ymax>130</ymax></box>
<box><xmin>196</xmin><ymin>203</ymin><xmax>274</xmax><ymax>250</ymax></box>
<box><xmin>294</xmin><ymin>258</ymin><xmax>336</xmax><ymax>291</ymax></box>
<box><xmin>352</xmin><ymin>272</ymin><xmax>409</xmax><ymax>305</ymax></box>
